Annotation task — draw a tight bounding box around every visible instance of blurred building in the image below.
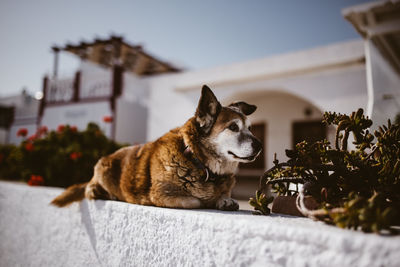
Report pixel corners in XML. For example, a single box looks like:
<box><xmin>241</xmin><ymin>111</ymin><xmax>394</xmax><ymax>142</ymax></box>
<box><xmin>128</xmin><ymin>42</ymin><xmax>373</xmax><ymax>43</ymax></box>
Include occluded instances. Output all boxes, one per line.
<box><xmin>343</xmin><ymin>0</ymin><xmax>400</xmax><ymax>128</ymax></box>
<box><xmin>39</xmin><ymin>35</ymin><xmax>179</xmax><ymax>145</ymax></box>
<box><xmin>0</xmin><ymin>90</ymin><xmax>39</xmax><ymax>144</ymax></box>
<box><xmin>1</xmin><ymin>0</ymin><xmax>398</xmax><ymax>198</ymax></box>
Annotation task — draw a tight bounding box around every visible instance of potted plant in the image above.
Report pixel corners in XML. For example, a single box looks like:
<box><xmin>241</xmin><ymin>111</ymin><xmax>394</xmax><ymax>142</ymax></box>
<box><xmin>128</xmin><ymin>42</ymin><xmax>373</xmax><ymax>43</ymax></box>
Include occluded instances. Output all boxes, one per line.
<box><xmin>250</xmin><ymin>109</ymin><xmax>400</xmax><ymax>234</ymax></box>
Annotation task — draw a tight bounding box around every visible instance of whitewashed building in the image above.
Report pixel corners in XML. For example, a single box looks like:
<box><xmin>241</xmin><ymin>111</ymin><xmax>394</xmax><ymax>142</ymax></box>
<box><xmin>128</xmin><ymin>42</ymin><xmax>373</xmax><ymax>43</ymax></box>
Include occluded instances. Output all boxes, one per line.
<box><xmin>343</xmin><ymin>0</ymin><xmax>400</xmax><ymax>128</ymax></box>
<box><xmin>39</xmin><ymin>36</ymin><xmax>179</xmax><ymax>145</ymax></box>
<box><xmin>2</xmin><ymin>0</ymin><xmax>398</xmax><ymax>198</ymax></box>
<box><xmin>0</xmin><ymin>90</ymin><xmax>39</xmax><ymax>144</ymax></box>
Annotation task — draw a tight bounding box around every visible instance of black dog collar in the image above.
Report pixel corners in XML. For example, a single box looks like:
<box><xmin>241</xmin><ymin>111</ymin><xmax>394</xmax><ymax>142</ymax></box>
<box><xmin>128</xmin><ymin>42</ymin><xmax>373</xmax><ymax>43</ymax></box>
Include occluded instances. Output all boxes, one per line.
<box><xmin>183</xmin><ymin>145</ymin><xmax>227</xmax><ymax>183</ymax></box>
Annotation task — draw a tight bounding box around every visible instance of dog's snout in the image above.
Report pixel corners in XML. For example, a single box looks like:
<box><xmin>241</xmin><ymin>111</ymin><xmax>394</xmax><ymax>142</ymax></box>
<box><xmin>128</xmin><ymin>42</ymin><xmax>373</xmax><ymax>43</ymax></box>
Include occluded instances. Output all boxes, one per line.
<box><xmin>252</xmin><ymin>138</ymin><xmax>262</xmax><ymax>153</ymax></box>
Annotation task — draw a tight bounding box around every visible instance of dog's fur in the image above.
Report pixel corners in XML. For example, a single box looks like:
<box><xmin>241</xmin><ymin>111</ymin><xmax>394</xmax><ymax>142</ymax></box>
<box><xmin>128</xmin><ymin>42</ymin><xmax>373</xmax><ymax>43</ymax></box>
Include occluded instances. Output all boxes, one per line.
<box><xmin>51</xmin><ymin>85</ymin><xmax>262</xmax><ymax>210</ymax></box>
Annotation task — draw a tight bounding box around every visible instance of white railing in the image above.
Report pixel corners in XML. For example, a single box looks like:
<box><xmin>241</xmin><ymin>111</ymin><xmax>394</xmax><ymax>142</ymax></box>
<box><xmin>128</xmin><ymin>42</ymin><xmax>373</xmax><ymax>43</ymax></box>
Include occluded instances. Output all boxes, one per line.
<box><xmin>46</xmin><ymin>78</ymin><xmax>75</xmax><ymax>103</ymax></box>
<box><xmin>79</xmin><ymin>72</ymin><xmax>112</xmax><ymax>99</ymax></box>
<box><xmin>80</xmin><ymin>61</ymin><xmax>113</xmax><ymax>99</ymax></box>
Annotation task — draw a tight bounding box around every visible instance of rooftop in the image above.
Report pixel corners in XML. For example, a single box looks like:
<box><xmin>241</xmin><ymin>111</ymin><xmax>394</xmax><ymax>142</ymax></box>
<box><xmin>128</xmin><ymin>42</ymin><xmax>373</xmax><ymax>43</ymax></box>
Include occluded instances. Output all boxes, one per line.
<box><xmin>343</xmin><ymin>0</ymin><xmax>400</xmax><ymax>74</ymax></box>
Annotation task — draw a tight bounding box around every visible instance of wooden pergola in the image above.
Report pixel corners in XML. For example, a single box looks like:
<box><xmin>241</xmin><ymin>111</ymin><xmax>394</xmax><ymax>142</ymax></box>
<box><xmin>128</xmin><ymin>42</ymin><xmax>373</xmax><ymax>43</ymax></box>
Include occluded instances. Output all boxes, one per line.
<box><xmin>51</xmin><ymin>35</ymin><xmax>180</xmax><ymax>77</ymax></box>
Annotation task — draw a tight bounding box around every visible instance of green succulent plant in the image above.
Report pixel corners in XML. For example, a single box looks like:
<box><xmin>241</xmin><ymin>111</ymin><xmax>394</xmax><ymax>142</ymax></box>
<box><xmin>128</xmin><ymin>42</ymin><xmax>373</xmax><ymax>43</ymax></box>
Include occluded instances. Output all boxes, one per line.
<box><xmin>250</xmin><ymin>108</ymin><xmax>400</xmax><ymax>234</ymax></box>
<box><xmin>249</xmin><ymin>190</ymin><xmax>274</xmax><ymax>215</ymax></box>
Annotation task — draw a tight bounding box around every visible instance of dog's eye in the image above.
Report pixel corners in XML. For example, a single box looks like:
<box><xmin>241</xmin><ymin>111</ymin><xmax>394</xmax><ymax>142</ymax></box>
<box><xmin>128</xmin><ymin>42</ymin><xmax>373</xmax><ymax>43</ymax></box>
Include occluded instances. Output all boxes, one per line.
<box><xmin>228</xmin><ymin>122</ymin><xmax>239</xmax><ymax>132</ymax></box>
<box><xmin>248</xmin><ymin>126</ymin><xmax>252</xmax><ymax>131</ymax></box>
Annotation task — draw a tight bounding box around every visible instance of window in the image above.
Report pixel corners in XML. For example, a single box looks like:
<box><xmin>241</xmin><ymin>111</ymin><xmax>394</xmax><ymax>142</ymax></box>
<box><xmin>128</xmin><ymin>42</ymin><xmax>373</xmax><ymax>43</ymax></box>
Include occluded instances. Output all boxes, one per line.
<box><xmin>0</xmin><ymin>106</ymin><xmax>14</xmax><ymax>129</ymax></box>
<box><xmin>292</xmin><ymin>120</ymin><xmax>326</xmax><ymax>147</ymax></box>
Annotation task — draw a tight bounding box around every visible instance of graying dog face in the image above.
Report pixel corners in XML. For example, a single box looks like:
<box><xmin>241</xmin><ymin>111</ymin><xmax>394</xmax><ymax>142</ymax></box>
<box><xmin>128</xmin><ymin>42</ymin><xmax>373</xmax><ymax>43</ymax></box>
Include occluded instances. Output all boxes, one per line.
<box><xmin>195</xmin><ymin>85</ymin><xmax>262</xmax><ymax>163</ymax></box>
<box><xmin>210</xmin><ymin>106</ymin><xmax>262</xmax><ymax>163</ymax></box>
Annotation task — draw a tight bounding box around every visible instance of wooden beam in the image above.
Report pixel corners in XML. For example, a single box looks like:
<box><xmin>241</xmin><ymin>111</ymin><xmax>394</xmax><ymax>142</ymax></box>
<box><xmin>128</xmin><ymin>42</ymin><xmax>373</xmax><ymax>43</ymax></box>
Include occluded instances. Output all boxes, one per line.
<box><xmin>366</xmin><ymin>19</ymin><xmax>400</xmax><ymax>37</ymax></box>
<box><xmin>375</xmin><ymin>36</ymin><xmax>400</xmax><ymax>73</ymax></box>
<box><xmin>52</xmin><ymin>49</ymin><xmax>59</xmax><ymax>78</ymax></box>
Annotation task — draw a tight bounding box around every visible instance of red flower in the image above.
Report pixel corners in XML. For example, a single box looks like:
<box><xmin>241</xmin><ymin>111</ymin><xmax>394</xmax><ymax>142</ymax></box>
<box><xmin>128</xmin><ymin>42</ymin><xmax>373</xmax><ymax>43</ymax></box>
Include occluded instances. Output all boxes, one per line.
<box><xmin>28</xmin><ymin>134</ymin><xmax>37</xmax><ymax>141</ymax></box>
<box><xmin>57</xmin><ymin>125</ymin><xmax>65</xmax><ymax>133</ymax></box>
<box><xmin>17</xmin><ymin>128</ymin><xmax>28</xmax><ymax>137</ymax></box>
<box><xmin>25</xmin><ymin>142</ymin><xmax>34</xmax><ymax>152</ymax></box>
<box><xmin>70</xmin><ymin>126</ymin><xmax>77</xmax><ymax>132</ymax></box>
<box><xmin>70</xmin><ymin>152</ymin><xmax>82</xmax><ymax>160</ymax></box>
<box><xmin>103</xmin><ymin>116</ymin><xmax>113</xmax><ymax>123</ymax></box>
<box><xmin>28</xmin><ymin>175</ymin><xmax>44</xmax><ymax>186</ymax></box>
<box><xmin>38</xmin><ymin>126</ymin><xmax>48</xmax><ymax>135</ymax></box>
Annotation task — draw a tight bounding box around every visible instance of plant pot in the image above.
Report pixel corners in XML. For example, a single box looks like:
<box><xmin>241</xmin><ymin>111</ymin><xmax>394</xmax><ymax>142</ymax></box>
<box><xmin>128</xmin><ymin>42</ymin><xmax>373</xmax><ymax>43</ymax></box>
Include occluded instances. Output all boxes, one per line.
<box><xmin>271</xmin><ymin>195</ymin><xmax>319</xmax><ymax>217</ymax></box>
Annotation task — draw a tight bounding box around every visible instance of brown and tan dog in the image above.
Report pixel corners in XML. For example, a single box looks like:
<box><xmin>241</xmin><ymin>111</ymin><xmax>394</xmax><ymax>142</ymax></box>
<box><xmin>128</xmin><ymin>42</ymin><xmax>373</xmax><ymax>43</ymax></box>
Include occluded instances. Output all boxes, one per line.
<box><xmin>51</xmin><ymin>85</ymin><xmax>262</xmax><ymax>210</ymax></box>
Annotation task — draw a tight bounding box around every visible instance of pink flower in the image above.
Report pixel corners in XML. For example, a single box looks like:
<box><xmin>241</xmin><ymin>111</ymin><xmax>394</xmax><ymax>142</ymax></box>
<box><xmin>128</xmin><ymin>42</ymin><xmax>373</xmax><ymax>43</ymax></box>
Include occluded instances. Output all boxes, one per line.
<box><xmin>17</xmin><ymin>128</ymin><xmax>28</xmax><ymax>137</ymax></box>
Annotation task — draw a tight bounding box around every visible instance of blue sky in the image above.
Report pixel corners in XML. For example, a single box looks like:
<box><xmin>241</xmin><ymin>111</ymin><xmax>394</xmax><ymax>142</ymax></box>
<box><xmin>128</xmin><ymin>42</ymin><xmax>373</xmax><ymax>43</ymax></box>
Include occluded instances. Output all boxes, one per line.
<box><xmin>0</xmin><ymin>0</ymin><xmax>370</xmax><ymax>96</ymax></box>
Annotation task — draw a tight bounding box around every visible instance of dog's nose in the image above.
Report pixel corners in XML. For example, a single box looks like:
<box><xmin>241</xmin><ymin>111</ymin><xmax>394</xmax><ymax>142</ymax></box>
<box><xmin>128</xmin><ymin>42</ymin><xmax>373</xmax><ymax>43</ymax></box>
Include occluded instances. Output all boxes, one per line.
<box><xmin>252</xmin><ymin>138</ymin><xmax>262</xmax><ymax>153</ymax></box>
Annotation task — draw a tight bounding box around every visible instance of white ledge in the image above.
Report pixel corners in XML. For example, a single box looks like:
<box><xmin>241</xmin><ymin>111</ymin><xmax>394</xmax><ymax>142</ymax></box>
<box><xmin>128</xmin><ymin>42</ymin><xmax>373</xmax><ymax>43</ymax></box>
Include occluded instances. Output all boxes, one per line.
<box><xmin>1</xmin><ymin>181</ymin><xmax>399</xmax><ymax>267</ymax></box>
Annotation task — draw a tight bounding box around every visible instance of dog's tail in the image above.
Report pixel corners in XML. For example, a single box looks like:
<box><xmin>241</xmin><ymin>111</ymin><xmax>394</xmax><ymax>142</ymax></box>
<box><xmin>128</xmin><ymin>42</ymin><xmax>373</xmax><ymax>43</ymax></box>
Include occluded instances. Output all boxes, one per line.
<box><xmin>50</xmin><ymin>182</ymin><xmax>88</xmax><ymax>207</ymax></box>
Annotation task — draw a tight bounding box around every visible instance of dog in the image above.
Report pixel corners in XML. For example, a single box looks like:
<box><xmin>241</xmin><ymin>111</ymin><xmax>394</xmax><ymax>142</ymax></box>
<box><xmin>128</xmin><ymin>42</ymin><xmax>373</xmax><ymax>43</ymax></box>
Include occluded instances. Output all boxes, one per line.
<box><xmin>51</xmin><ymin>85</ymin><xmax>262</xmax><ymax>210</ymax></box>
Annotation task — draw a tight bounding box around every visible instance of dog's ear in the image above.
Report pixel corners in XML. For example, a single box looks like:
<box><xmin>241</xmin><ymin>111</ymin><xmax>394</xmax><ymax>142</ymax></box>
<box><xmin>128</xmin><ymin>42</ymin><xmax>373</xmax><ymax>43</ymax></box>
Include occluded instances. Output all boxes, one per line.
<box><xmin>228</xmin><ymin>101</ymin><xmax>257</xmax><ymax>115</ymax></box>
<box><xmin>195</xmin><ymin>85</ymin><xmax>221</xmax><ymax>134</ymax></box>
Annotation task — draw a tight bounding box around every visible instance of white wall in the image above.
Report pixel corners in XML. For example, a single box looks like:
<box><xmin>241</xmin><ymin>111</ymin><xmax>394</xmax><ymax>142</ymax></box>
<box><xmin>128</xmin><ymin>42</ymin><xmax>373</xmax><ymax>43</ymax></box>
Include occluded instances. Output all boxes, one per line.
<box><xmin>365</xmin><ymin>40</ymin><xmax>400</xmax><ymax>128</ymax></box>
<box><xmin>215</xmin><ymin>64</ymin><xmax>368</xmax><ymax>116</ymax></box>
<box><xmin>2</xmin><ymin>181</ymin><xmax>400</xmax><ymax>267</ymax></box>
<box><xmin>114</xmin><ymin>72</ymin><xmax>150</xmax><ymax>144</ymax></box>
<box><xmin>115</xmin><ymin>98</ymin><xmax>147</xmax><ymax>145</ymax></box>
<box><xmin>41</xmin><ymin>101</ymin><xmax>113</xmax><ymax>137</ymax></box>
<box><xmin>165</xmin><ymin>40</ymin><xmax>365</xmax><ymax>92</ymax></box>
<box><xmin>223</xmin><ymin>91</ymin><xmax>324</xmax><ymax>169</ymax></box>
<box><xmin>146</xmin><ymin>74</ymin><xmax>198</xmax><ymax>141</ymax></box>
<box><xmin>8</xmin><ymin>123</ymin><xmax>38</xmax><ymax>144</ymax></box>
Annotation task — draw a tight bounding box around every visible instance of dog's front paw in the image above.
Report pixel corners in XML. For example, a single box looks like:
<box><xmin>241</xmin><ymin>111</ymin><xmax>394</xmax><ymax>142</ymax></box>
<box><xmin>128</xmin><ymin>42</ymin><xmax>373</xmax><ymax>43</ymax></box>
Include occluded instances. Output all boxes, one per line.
<box><xmin>216</xmin><ymin>198</ymin><xmax>239</xmax><ymax>211</ymax></box>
